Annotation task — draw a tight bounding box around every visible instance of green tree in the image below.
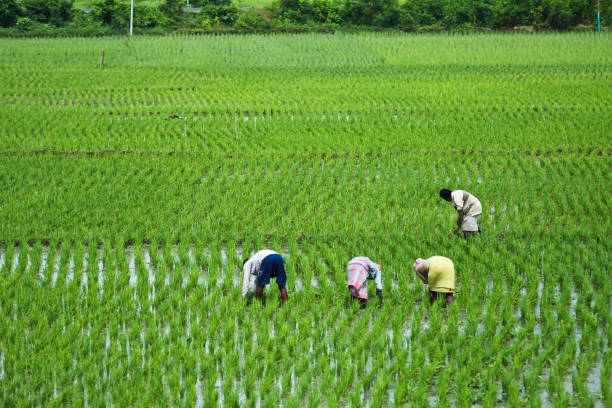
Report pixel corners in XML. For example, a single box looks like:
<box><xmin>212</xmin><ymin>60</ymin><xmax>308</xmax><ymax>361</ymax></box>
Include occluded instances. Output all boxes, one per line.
<box><xmin>401</xmin><ymin>0</ymin><xmax>445</xmax><ymax>26</ymax></box>
<box><xmin>490</xmin><ymin>0</ymin><xmax>531</xmax><ymax>27</ymax></box>
<box><xmin>343</xmin><ymin>0</ymin><xmax>400</xmax><ymax>26</ymax></box>
<box><xmin>22</xmin><ymin>0</ymin><xmax>73</xmax><ymax>26</ymax></box>
<box><xmin>0</xmin><ymin>0</ymin><xmax>22</xmax><ymax>27</ymax></box>
<box><xmin>272</xmin><ymin>0</ymin><xmax>312</xmax><ymax>24</ymax></box>
<box><xmin>160</xmin><ymin>0</ymin><xmax>184</xmax><ymax>23</ymax></box>
<box><xmin>93</xmin><ymin>0</ymin><xmax>120</xmax><ymax>26</ymax></box>
<box><xmin>542</xmin><ymin>0</ymin><xmax>575</xmax><ymax>28</ymax></box>
<box><xmin>311</xmin><ymin>0</ymin><xmax>342</xmax><ymax>24</ymax></box>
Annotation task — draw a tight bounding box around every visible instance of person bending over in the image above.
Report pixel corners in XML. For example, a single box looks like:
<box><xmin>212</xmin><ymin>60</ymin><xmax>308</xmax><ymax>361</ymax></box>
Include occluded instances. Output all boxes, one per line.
<box><xmin>440</xmin><ymin>188</ymin><xmax>482</xmax><ymax>238</ymax></box>
<box><xmin>413</xmin><ymin>256</ymin><xmax>455</xmax><ymax>305</ymax></box>
<box><xmin>346</xmin><ymin>256</ymin><xmax>383</xmax><ymax>309</ymax></box>
<box><xmin>242</xmin><ymin>249</ymin><xmax>288</xmax><ymax>302</ymax></box>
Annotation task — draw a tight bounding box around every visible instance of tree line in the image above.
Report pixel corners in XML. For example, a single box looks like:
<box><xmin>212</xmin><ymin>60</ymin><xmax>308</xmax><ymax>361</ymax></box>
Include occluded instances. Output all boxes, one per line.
<box><xmin>0</xmin><ymin>0</ymin><xmax>608</xmax><ymax>36</ymax></box>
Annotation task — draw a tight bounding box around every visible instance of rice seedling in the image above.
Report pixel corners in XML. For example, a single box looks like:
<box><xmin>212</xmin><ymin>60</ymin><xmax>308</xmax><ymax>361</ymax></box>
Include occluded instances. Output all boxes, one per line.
<box><xmin>0</xmin><ymin>31</ymin><xmax>609</xmax><ymax>406</ymax></box>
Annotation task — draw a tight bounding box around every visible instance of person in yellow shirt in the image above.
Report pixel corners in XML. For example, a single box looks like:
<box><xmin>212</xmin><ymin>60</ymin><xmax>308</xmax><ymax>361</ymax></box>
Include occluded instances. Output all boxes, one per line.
<box><xmin>413</xmin><ymin>256</ymin><xmax>455</xmax><ymax>305</ymax></box>
<box><xmin>440</xmin><ymin>189</ymin><xmax>482</xmax><ymax>238</ymax></box>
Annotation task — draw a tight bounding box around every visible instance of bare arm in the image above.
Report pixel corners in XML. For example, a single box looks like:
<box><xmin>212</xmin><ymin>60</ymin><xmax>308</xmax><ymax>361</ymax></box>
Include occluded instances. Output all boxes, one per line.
<box><xmin>368</xmin><ymin>261</ymin><xmax>383</xmax><ymax>305</ymax></box>
<box><xmin>456</xmin><ymin>210</ymin><xmax>465</xmax><ymax>235</ymax></box>
<box><xmin>453</xmin><ymin>191</ymin><xmax>468</xmax><ymax>235</ymax></box>
<box><xmin>414</xmin><ymin>261</ymin><xmax>429</xmax><ymax>284</ymax></box>
<box><xmin>373</xmin><ymin>269</ymin><xmax>383</xmax><ymax>292</ymax></box>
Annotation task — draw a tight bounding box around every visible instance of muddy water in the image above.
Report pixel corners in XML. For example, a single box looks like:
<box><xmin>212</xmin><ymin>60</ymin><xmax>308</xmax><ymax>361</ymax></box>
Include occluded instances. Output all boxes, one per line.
<box><xmin>214</xmin><ymin>376</ymin><xmax>224</xmax><ymax>405</ymax></box>
<box><xmin>82</xmin><ymin>251</ymin><xmax>89</xmax><ymax>292</ymax></box>
<box><xmin>11</xmin><ymin>247</ymin><xmax>19</xmax><ymax>274</ymax></box>
<box><xmin>534</xmin><ymin>281</ymin><xmax>544</xmax><ymax>335</ymax></box>
<box><xmin>587</xmin><ymin>362</ymin><xmax>605</xmax><ymax>408</ymax></box>
<box><xmin>51</xmin><ymin>250</ymin><xmax>59</xmax><ymax>287</ymax></box>
<box><xmin>538</xmin><ymin>360</ymin><xmax>605</xmax><ymax>408</ymax></box>
<box><xmin>97</xmin><ymin>247</ymin><xmax>104</xmax><ymax>296</ymax></box>
<box><xmin>195</xmin><ymin>375</ymin><xmax>204</xmax><ymax>408</ymax></box>
<box><xmin>66</xmin><ymin>255</ymin><xmax>74</xmax><ymax>283</ymax></box>
<box><xmin>128</xmin><ymin>247</ymin><xmax>136</xmax><ymax>288</ymax></box>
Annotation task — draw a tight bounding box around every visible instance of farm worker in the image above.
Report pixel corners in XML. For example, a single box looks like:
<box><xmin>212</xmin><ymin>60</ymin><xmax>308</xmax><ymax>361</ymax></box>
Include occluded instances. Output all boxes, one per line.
<box><xmin>413</xmin><ymin>256</ymin><xmax>455</xmax><ymax>305</ymax></box>
<box><xmin>242</xmin><ymin>249</ymin><xmax>289</xmax><ymax>302</ymax></box>
<box><xmin>439</xmin><ymin>189</ymin><xmax>482</xmax><ymax>238</ymax></box>
<box><xmin>346</xmin><ymin>257</ymin><xmax>383</xmax><ymax>309</ymax></box>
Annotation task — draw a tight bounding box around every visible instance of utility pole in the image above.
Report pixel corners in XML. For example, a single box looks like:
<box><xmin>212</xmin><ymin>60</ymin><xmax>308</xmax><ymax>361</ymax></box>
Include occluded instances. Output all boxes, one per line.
<box><xmin>129</xmin><ymin>0</ymin><xmax>134</xmax><ymax>36</ymax></box>
<box><xmin>596</xmin><ymin>0</ymin><xmax>601</xmax><ymax>32</ymax></box>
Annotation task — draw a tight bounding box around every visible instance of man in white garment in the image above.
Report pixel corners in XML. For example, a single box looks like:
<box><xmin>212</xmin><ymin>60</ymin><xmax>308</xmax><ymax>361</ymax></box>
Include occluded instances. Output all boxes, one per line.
<box><xmin>242</xmin><ymin>249</ymin><xmax>288</xmax><ymax>302</ymax></box>
<box><xmin>440</xmin><ymin>189</ymin><xmax>482</xmax><ymax>238</ymax></box>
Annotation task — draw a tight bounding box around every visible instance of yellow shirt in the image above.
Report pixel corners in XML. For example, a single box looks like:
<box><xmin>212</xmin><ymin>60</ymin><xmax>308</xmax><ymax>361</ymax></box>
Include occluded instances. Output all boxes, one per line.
<box><xmin>415</xmin><ymin>256</ymin><xmax>455</xmax><ymax>293</ymax></box>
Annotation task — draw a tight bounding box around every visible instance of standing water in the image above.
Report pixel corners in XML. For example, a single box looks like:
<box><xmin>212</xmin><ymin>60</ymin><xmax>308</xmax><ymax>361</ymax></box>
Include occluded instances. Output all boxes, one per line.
<box><xmin>51</xmin><ymin>250</ymin><xmax>60</xmax><ymax>286</ymax></box>
<box><xmin>67</xmin><ymin>254</ymin><xmax>74</xmax><ymax>283</ymax></box>
<box><xmin>195</xmin><ymin>373</ymin><xmax>203</xmax><ymax>408</ymax></box>
<box><xmin>128</xmin><ymin>247</ymin><xmax>136</xmax><ymax>288</ymax></box>
<box><xmin>11</xmin><ymin>246</ymin><xmax>19</xmax><ymax>274</ymax></box>
<box><xmin>97</xmin><ymin>246</ymin><xmax>104</xmax><ymax>296</ymax></box>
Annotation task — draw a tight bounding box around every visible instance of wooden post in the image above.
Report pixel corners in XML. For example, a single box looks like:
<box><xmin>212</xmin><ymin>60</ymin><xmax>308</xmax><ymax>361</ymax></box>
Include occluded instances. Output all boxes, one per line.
<box><xmin>100</xmin><ymin>51</ymin><xmax>105</xmax><ymax>67</ymax></box>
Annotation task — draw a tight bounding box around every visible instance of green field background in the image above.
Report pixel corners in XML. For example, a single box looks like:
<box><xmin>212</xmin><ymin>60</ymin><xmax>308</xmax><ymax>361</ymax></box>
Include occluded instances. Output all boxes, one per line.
<box><xmin>0</xmin><ymin>33</ymin><xmax>610</xmax><ymax>406</ymax></box>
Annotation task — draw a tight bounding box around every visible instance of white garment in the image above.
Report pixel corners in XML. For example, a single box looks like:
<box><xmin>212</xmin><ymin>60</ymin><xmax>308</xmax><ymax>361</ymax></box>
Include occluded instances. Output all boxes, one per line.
<box><xmin>241</xmin><ymin>249</ymin><xmax>278</xmax><ymax>296</ymax></box>
<box><xmin>462</xmin><ymin>215</ymin><xmax>479</xmax><ymax>232</ymax></box>
<box><xmin>451</xmin><ymin>190</ymin><xmax>482</xmax><ymax>217</ymax></box>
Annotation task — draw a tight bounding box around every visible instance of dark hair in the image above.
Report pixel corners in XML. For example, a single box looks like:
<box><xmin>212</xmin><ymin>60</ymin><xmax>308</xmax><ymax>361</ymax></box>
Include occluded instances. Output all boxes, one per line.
<box><xmin>243</xmin><ymin>258</ymin><xmax>249</xmax><ymax>267</ymax></box>
<box><xmin>439</xmin><ymin>189</ymin><xmax>452</xmax><ymax>200</ymax></box>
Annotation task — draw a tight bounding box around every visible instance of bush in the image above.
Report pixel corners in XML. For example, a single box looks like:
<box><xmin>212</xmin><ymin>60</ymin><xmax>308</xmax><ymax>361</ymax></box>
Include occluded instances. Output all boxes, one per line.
<box><xmin>542</xmin><ymin>0</ymin><xmax>576</xmax><ymax>29</ymax></box>
<box><xmin>93</xmin><ymin>0</ymin><xmax>120</xmax><ymax>26</ymax></box>
<box><xmin>311</xmin><ymin>0</ymin><xmax>342</xmax><ymax>24</ymax></box>
<box><xmin>133</xmin><ymin>4</ymin><xmax>167</xmax><ymax>28</ymax></box>
<box><xmin>235</xmin><ymin>9</ymin><xmax>273</xmax><ymax>31</ymax></box>
<box><xmin>160</xmin><ymin>0</ymin><xmax>184</xmax><ymax>24</ymax></box>
<box><xmin>342</xmin><ymin>0</ymin><xmax>401</xmax><ymax>27</ymax></box>
<box><xmin>400</xmin><ymin>0</ymin><xmax>445</xmax><ymax>27</ymax></box>
<box><xmin>16</xmin><ymin>17</ymin><xmax>34</xmax><ymax>31</ymax></box>
<box><xmin>191</xmin><ymin>0</ymin><xmax>233</xmax><ymax>6</ymax></box>
<box><xmin>200</xmin><ymin>4</ymin><xmax>239</xmax><ymax>26</ymax></box>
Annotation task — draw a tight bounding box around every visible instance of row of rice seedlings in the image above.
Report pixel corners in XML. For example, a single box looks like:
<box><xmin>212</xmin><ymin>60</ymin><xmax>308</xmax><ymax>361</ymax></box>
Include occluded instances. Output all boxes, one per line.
<box><xmin>0</xmin><ymin>234</ymin><xmax>608</xmax><ymax>405</ymax></box>
<box><xmin>2</xmin><ymin>91</ymin><xmax>609</xmax><ymax>153</ymax></box>
<box><xmin>1</xmin><ymin>36</ymin><xmax>609</xmax><ymax>106</ymax></box>
<box><xmin>4</xmin><ymin>77</ymin><xmax>606</xmax><ymax>122</ymax></box>
<box><xmin>3</xmin><ymin>32</ymin><xmax>609</xmax><ymax>69</ymax></box>
<box><xmin>4</xmin><ymin>153</ymin><xmax>609</xmax><ymax>243</ymax></box>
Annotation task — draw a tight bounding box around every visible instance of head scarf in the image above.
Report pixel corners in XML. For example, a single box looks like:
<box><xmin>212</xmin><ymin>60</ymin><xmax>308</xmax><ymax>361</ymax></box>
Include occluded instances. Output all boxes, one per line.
<box><xmin>413</xmin><ymin>258</ymin><xmax>426</xmax><ymax>271</ymax></box>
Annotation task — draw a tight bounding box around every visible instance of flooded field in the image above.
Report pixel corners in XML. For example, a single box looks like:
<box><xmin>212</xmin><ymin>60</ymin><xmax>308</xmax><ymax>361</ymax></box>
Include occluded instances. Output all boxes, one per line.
<box><xmin>0</xmin><ymin>33</ymin><xmax>610</xmax><ymax>406</ymax></box>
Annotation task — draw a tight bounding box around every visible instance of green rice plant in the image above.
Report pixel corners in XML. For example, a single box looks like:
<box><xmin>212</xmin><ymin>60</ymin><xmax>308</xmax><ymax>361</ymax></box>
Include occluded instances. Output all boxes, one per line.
<box><xmin>12</xmin><ymin>242</ymin><xmax>28</xmax><ymax>281</ymax></box>
<box><xmin>1</xmin><ymin>243</ymin><xmax>14</xmax><ymax>276</ymax></box>
<box><xmin>0</xmin><ymin>32</ymin><xmax>610</xmax><ymax>407</ymax></box>
<box><xmin>39</xmin><ymin>241</ymin><xmax>58</xmax><ymax>287</ymax></box>
<box><xmin>70</xmin><ymin>241</ymin><xmax>84</xmax><ymax>290</ymax></box>
<box><xmin>57</xmin><ymin>241</ymin><xmax>72</xmax><ymax>288</ymax></box>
